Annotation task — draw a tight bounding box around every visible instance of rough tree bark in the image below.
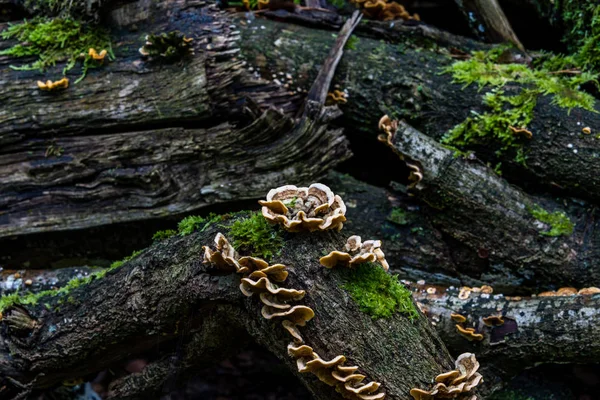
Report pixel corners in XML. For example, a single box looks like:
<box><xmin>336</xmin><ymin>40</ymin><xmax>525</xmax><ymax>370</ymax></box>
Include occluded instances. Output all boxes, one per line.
<box><xmin>0</xmin><ymin>217</ymin><xmax>455</xmax><ymax>400</ymax></box>
<box><xmin>379</xmin><ymin>120</ymin><xmax>600</xmax><ymax>291</ymax></box>
<box><xmin>411</xmin><ymin>282</ymin><xmax>600</xmax><ymax>390</ymax></box>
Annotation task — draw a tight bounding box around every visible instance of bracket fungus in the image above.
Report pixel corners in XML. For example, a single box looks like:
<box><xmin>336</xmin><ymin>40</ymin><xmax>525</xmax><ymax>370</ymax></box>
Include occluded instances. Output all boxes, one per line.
<box><xmin>455</xmin><ymin>325</ymin><xmax>484</xmax><ymax>342</ymax></box>
<box><xmin>320</xmin><ymin>235</ymin><xmax>389</xmax><ymax>271</ymax></box>
<box><xmin>37</xmin><ymin>77</ymin><xmax>69</xmax><ymax>91</ymax></box>
<box><xmin>482</xmin><ymin>316</ymin><xmax>504</xmax><ymax>327</ymax></box>
<box><xmin>139</xmin><ymin>31</ymin><xmax>194</xmax><ymax>60</ymax></box>
<box><xmin>450</xmin><ymin>313</ymin><xmax>467</xmax><ymax>324</ymax></box>
<box><xmin>259</xmin><ymin>183</ymin><xmax>347</xmax><ymax>232</ymax></box>
<box><xmin>410</xmin><ymin>353</ymin><xmax>482</xmax><ymax>400</ymax></box>
<box><xmin>88</xmin><ymin>48</ymin><xmax>107</xmax><ymax>61</ymax></box>
<box><xmin>350</xmin><ymin>0</ymin><xmax>419</xmax><ymax>21</ymax></box>
<box><xmin>288</xmin><ymin>343</ymin><xmax>386</xmax><ymax>400</ymax></box>
<box><xmin>327</xmin><ymin>90</ymin><xmax>348</xmax><ymax>105</ymax></box>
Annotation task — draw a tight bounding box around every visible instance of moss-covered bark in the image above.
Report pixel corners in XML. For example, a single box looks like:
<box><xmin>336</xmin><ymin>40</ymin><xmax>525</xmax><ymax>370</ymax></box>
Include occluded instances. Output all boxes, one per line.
<box><xmin>0</xmin><ymin>217</ymin><xmax>455</xmax><ymax>399</ymax></box>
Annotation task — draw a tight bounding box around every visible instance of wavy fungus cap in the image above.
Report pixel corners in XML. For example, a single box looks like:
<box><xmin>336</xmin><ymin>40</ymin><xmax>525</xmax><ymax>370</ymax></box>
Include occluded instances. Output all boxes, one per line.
<box><xmin>259</xmin><ymin>183</ymin><xmax>347</xmax><ymax>232</ymax></box>
<box><xmin>410</xmin><ymin>353</ymin><xmax>482</xmax><ymax>400</ymax></box>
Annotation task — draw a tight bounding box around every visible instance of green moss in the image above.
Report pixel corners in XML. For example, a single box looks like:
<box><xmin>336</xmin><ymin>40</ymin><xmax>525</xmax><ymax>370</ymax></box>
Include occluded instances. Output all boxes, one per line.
<box><xmin>529</xmin><ymin>204</ymin><xmax>574</xmax><ymax>237</ymax></box>
<box><xmin>442</xmin><ymin>88</ymin><xmax>536</xmax><ymax>167</ymax></box>
<box><xmin>559</xmin><ymin>0</ymin><xmax>600</xmax><ymax>70</ymax></box>
<box><xmin>152</xmin><ymin>229</ymin><xmax>177</xmax><ymax>241</ymax></box>
<box><xmin>0</xmin><ymin>249</ymin><xmax>143</xmax><ymax>313</ymax></box>
<box><xmin>0</xmin><ymin>17</ymin><xmax>113</xmax><ymax>82</ymax></box>
<box><xmin>442</xmin><ymin>46</ymin><xmax>598</xmax><ymax>166</ymax></box>
<box><xmin>229</xmin><ymin>211</ymin><xmax>284</xmax><ymax>260</ymax></box>
<box><xmin>342</xmin><ymin>263</ymin><xmax>418</xmax><ymax>320</ymax></box>
<box><xmin>387</xmin><ymin>207</ymin><xmax>409</xmax><ymax>225</ymax></box>
<box><xmin>177</xmin><ymin>213</ymin><xmax>222</xmax><ymax>236</ymax></box>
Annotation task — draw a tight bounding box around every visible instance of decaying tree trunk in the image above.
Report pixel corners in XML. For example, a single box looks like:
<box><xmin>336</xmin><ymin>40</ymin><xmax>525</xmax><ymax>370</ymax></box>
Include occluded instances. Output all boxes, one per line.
<box><xmin>411</xmin><ymin>281</ymin><xmax>600</xmax><ymax>390</ymax></box>
<box><xmin>0</xmin><ymin>218</ymin><xmax>456</xmax><ymax>400</ymax></box>
<box><xmin>379</xmin><ymin>120</ymin><xmax>600</xmax><ymax>290</ymax></box>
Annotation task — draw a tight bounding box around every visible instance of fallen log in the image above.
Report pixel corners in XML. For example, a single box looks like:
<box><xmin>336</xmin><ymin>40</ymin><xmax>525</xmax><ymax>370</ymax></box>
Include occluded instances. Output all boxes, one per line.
<box><xmin>0</xmin><ymin>211</ymin><xmax>458</xmax><ymax>400</ymax></box>
<box><xmin>378</xmin><ymin>120</ymin><xmax>600</xmax><ymax>291</ymax></box>
<box><xmin>411</xmin><ymin>280</ymin><xmax>600</xmax><ymax>388</ymax></box>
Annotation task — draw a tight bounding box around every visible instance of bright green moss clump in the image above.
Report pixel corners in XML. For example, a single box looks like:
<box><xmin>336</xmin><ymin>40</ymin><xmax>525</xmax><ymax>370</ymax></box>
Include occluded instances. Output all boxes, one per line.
<box><xmin>229</xmin><ymin>212</ymin><xmax>284</xmax><ymax>260</ymax></box>
<box><xmin>342</xmin><ymin>263</ymin><xmax>418</xmax><ymax>320</ymax></box>
<box><xmin>0</xmin><ymin>17</ymin><xmax>113</xmax><ymax>82</ymax></box>
<box><xmin>177</xmin><ymin>213</ymin><xmax>223</xmax><ymax>236</ymax></box>
<box><xmin>443</xmin><ymin>47</ymin><xmax>598</xmax><ymax>169</ymax></box>
<box><xmin>387</xmin><ymin>207</ymin><xmax>409</xmax><ymax>225</ymax></box>
<box><xmin>152</xmin><ymin>229</ymin><xmax>177</xmax><ymax>241</ymax></box>
<box><xmin>529</xmin><ymin>204</ymin><xmax>574</xmax><ymax>237</ymax></box>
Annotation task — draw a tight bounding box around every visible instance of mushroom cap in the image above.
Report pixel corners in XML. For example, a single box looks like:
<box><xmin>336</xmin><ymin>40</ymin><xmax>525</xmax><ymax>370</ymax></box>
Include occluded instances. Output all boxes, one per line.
<box><xmin>579</xmin><ymin>287</ymin><xmax>600</xmax><ymax>295</ymax></box>
<box><xmin>320</xmin><ymin>251</ymin><xmax>353</xmax><ymax>268</ymax></box>
<box><xmin>410</xmin><ymin>388</ymin><xmax>434</xmax><ymax>400</ymax></box>
<box><xmin>239</xmin><ymin>277</ymin><xmax>305</xmax><ymax>300</ymax></box>
<box><xmin>435</xmin><ymin>369</ymin><xmax>461</xmax><ymax>383</ymax></box>
<box><xmin>261</xmin><ymin>305</ymin><xmax>315</xmax><ymax>325</ymax></box>
<box><xmin>282</xmin><ymin>320</ymin><xmax>304</xmax><ymax>343</ymax></box>
<box><xmin>450</xmin><ymin>313</ymin><xmax>467</xmax><ymax>323</ymax></box>
<box><xmin>258</xmin><ymin>199</ymin><xmax>289</xmax><ymax>215</ymax></box>
<box><xmin>482</xmin><ymin>315</ymin><xmax>504</xmax><ymax>327</ymax></box>
<box><xmin>350</xmin><ymin>253</ymin><xmax>377</xmax><ymax>265</ymax></box>
<box><xmin>455</xmin><ymin>325</ymin><xmax>484</xmax><ymax>341</ymax></box>
<box><xmin>288</xmin><ymin>343</ymin><xmax>315</xmax><ymax>358</ymax></box>
<box><xmin>452</xmin><ymin>353</ymin><xmax>480</xmax><ymax>384</ymax></box>
<box><xmin>259</xmin><ymin>292</ymin><xmax>291</xmax><ymax>309</ymax></box>
<box><xmin>345</xmin><ymin>235</ymin><xmax>363</xmax><ymax>252</ymax></box>
<box><xmin>557</xmin><ymin>287</ymin><xmax>578</xmax><ymax>296</ymax></box>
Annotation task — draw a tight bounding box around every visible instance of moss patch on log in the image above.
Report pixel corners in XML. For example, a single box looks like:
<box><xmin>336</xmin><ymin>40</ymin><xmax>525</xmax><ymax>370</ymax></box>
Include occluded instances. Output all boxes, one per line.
<box><xmin>342</xmin><ymin>263</ymin><xmax>418</xmax><ymax>320</ymax></box>
<box><xmin>0</xmin><ymin>17</ymin><xmax>113</xmax><ymax>82</ymax></box>
<box><xmin>229</xmin><ymin>211</ymin><xmax>284</xmax><ymax>260</ymax></box>
<box><xmin>0</xmin><ymin>250</ymin><xmax>142</xmax><ymax>313</ymax></box>
<box><xmin>442</xmin><ymin>47</ymin><xmax>598</xmax><ymax>170</ymax></box>
<box><xmin>529</xmin><ymin>205</ymin><xmax>575</xmax><ymax>237</ymax></box>
<box><xmin>177</xmin><ymin>213</ymin><xmax>224</xmax><ymax>236</ymax></box>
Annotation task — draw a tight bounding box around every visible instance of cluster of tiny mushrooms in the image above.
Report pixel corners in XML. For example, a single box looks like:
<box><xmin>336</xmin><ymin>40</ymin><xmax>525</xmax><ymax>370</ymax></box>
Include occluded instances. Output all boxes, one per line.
<box><xmin>202</xmin><ymin>183</ymin><xmax>482</xmax><ymax>399</ymax></box>
<box><xmin>36</xmin><ymin>48</ymin><xmax>107</xmax><ymax>91</ymax></box>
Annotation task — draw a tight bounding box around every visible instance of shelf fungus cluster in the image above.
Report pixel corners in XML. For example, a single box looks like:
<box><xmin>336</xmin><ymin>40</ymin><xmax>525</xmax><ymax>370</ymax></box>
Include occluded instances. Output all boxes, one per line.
<box><xmin>320</xmin><ymin>235</ymin><xmax>389</xmax><ymax>271</ymax></box>
<box><xmin>203</xmin><ymin>232</ymin><xmax>315</xmax><ymax>331</ymax></box>
<box><xmin>259</xmin><ymin>183</ymin><xmax>347</xmax><ymax>232</ymax></box>
<box><xmin>350</xmin><ymin>0</ymin><xmax>420</xmax><ymax>21</ymax></box>
<box><xmin>37</xmin><ymin>77</ymin><xmax>69</xmax><ymax>91</ymax></box>
<box><xmin>203</xmin><ymin>187</ymin><xmax>386</xmax><ymax>399</ymax></box>
<box><xmin>88</xmin><ymin>48</ymin><xmax>108</xmax><ymax>62</ymax></box>
<box><xmin>451</xmin><ymin>313</ymin><xmax>483</xmax><ymax>342</ymax></box>
<box><xmin>139</xmin><ymin>31</ymin><xmax>194</xmax><ymax>60</ymax></box>
<box><xmin>326</xmin><ymin>90</ymin><xmax>348</xmax><ymax>105</ymax></box>
<box><xmin>537</xmin><ymin>286</ymin><xmax>600</xmax><ymax>297</ymax></box>
<box><xmin>410</xmin><ymin>353</ymin><xmax>482</xmax><ymax>400</ymax></box>
<box><xmin>288</xmin><ymin>344</ymin><xmax>386</xmax><ymax>400</ymax></box>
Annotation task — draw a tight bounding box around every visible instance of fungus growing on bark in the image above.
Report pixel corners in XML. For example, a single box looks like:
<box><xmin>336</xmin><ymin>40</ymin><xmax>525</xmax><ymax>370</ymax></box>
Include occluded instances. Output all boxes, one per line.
<box><xmin>37</xmin><ymin>77</ymin><xmax>69</xmax><ymax>91</ymax></box>
<box><xmin>327</xmin><ymin>89</ymin><xmax>348</xmax><ymax>105</ymax></box>
<box><xmin>259</xmin><ymin>183</ymin><xmax>347</xmax><ymax>232</ymax></box>
<box><xmin>582</xmin><ymin>127</ymin><xmax>592</xmax><ymax>134</ymax></box>
<box><xmin>456</xmin><ymin>325</ymin><xmax>484</xmax><ymax>341</ymax></box>
<box><xmin>287</xmin><ymin>343</ymin><xmax>386</xmax><ymax>400</ymax></box>
<box><xmin>320</xmin><ymin>236</ymin><xmax>389</xmax><ymax>270</ymax></box>
<box><xmin>363</xmin><ymin>0</ymin><xmax>387</xmax><ymax>19</ymax></box>
<box><xmin>378</xmin><ymin>115</ymin><xmax>399</xmax><ymax>138</ymax></box>
<box><xmin>139</xmin><ymin>31</ymin><xmax>194</xmax><ymax>61</ymax></box>
<box><xmin>509</xmin><ymin>125</ymin><xmax>533</xmax><ymax>139</ymax></box>
<box><xmin>88</xmin><ymin>48</ymin><xmax>107</xmax><ymax>61</ymax></box>
<box><xmin>202</xmin><ymin>232</ymin><xmax>240</xmax><ymax>272</ymax></box>
<box><xmin>258</xmin><ymin>0</ymin><xmax>270</xmax><ymax>9</ymax></box>
<box><xmin>482</xmin><ymin>315</ymin><xmax>504</xmax><ymax>327</ymax></box>
<box><xmin>410</xmin><ymin>353</ymin><xmax>482</xmax><ymax>399</ymax></box>
<box><xmin>451</xmin><ymin>313</ymin><xmax>467</xmax><ymax>323</ymax></box>
<box><xmin>557</xmin><ymin>287</ymin><xmax>578</xmax><ymax>296</ymax></box>
<box><xmin>458</xmin><ymin>287</ymin><xmax>471</xmax><ymax>300</ymax></box>
<box><xmin>579</xmin><ymin>287</ymin><xmax>600</xmax><ymax>295</ymax></box>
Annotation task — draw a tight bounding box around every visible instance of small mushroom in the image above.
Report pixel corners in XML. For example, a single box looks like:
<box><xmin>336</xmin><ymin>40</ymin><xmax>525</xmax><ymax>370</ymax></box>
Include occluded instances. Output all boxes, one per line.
<box><xmin>458</xmin><ymin>287</ymin><xmax>471</xmax><ymax>300</ymax></box>
<box><xmin>411</xmin><ymin>353</ymin><xmax>482</xmax><ymax>399</ymax></box>
<box><xmin>450</xmin><ymin>313</ymin><xmax>467</xmax><ymax>323</ymax></box>
<box><xmin>320</xmin><ymin>235</ymin><xmax>389</xmax><ymax>271</ymax></box>
<box><xmin>326</xmin><ymin>90</ymin><xmax>348</xmax><ymax>105</ymax></box>
<box><xmin>557</xmin><ymin>287</ymin><xmax>578</xmax><ymax>296</ymax></box>
<box><xmin>482</xmin><ymin>315</ymin><xmax>504</xmax><ymax>327</ymax></box>
<box><xmin>37</xmin><ymin>77</ymin><xmax>69</xmax><ymax>91</ymax></box>
<box><xmin>456</xmin><ymin>325</ymin><xmax>484</xmax><ymax>341</ymax></box>
<box><xmin>578</xmin><ymin>287</ymin><xmax>600</xmax><ymax>295</ymax></box>
<box><xmin>88</xmin><ymin>48</ymin><xmax>108</xmax><ymax>61</ymax></box>
<box><xmin>582</xmin><ymin>127</ymin><xmax>592</xmax><ymax>134</ymax></box>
